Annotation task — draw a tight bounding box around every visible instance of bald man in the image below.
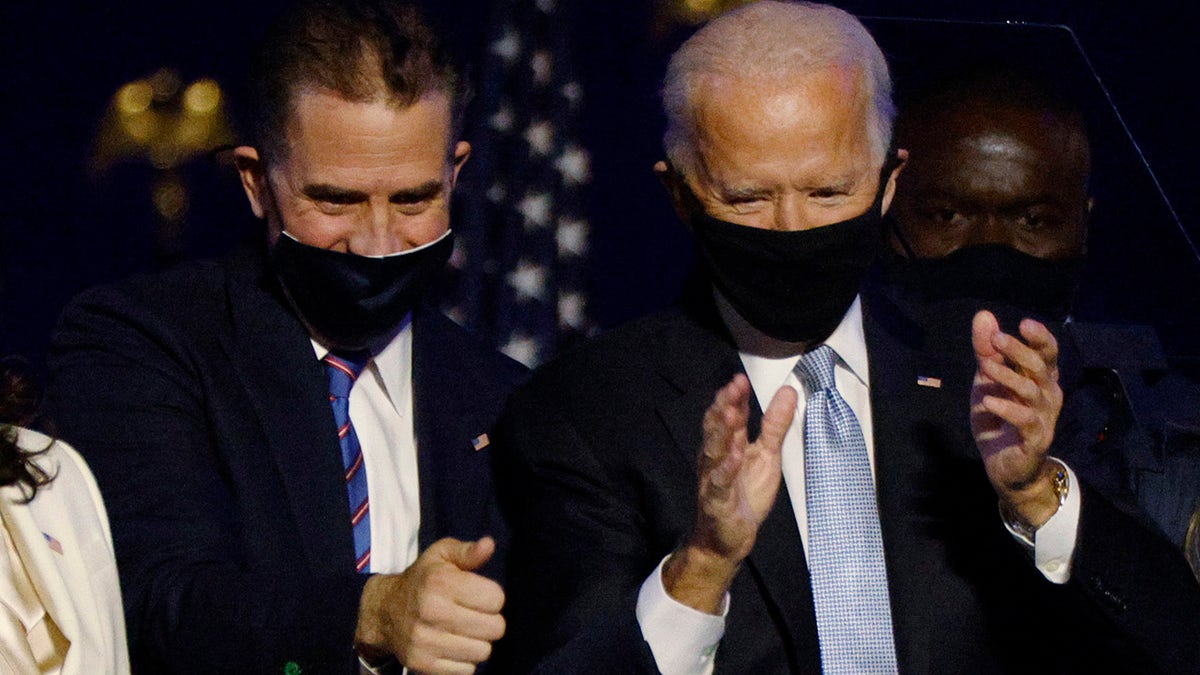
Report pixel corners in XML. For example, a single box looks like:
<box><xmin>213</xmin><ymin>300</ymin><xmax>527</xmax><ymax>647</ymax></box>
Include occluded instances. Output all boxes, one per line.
<box><xmin>882</xmin><ymin>67</ymin><xmax>1200</xmax><ymax>558</ymax></box>
<box><xmin>886</xmin><ymin>68</ymin><xmax>1090</xmax><ymax>322</ymax></box>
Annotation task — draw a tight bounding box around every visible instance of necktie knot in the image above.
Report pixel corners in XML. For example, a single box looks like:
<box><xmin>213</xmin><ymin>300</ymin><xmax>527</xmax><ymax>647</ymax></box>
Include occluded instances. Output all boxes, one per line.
<box><xmin>795</xmin><ymin>344</ymin><xmax>837</xmax><ymax>394</ymax></box>
<box><xmin>324</xmin><ymin>350</ymin><xmax>370</xmax><ymax>399</ymax></box>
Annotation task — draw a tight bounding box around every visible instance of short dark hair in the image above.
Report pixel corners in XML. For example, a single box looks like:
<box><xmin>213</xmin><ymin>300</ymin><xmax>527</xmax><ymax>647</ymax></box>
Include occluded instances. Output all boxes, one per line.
<box><xmin>897</xmin><ymin>62</ymin><xmax>1089</xmax><ymax>146</ymax></box>
<box><xmin>249</xmin><ymin>0</ymin><xmax>467</xmax><ymax>163</ymax></box>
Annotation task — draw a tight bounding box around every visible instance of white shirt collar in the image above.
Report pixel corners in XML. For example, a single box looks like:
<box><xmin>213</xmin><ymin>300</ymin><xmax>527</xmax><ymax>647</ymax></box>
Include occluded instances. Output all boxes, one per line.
<box><xmin>309</xmin><ymin>313</ymin><xmax>413</xmax><ymax>408</ymax></box>
<box><xmin>716</xmin><ymin>291</ymin><xmax>869</xmax><ymax>395</ymax></box>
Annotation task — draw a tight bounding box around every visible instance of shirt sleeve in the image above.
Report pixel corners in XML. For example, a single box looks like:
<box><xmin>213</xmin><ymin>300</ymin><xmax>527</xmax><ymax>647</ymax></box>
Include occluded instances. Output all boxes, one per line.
<box><xmin>357</xmin><ymin>654</ymin><xmax>398</xmax><ymax>674</ymax></box>
<box><xmin>635</xmin><ymin>556</ymin><xmax>727</xmax><ymax>675</ymax></box>
<box><xmin>1002</xmin><ymin>461</ymin><xmax>1081</xmax><ymax>584</ymax></box>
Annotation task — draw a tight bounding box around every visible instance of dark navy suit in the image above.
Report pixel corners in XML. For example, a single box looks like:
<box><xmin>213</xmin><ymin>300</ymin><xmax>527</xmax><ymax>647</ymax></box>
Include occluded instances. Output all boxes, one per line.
<box><xmin>47</xmin><ymin>244</ymin><xmax>525</xmax><ymax>674</ymax></box>
<box><xmin>495</xmin><ymin>282</ymin><xmax>1200</xmax><ymax>674</ymax></box>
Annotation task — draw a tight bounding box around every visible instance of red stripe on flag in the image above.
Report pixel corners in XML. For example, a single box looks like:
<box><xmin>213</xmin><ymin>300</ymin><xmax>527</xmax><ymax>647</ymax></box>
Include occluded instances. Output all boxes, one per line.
<box><xmin>43</xmin><ymin>532</ymin><xmax>63</xmax><ymax>555</ymax></box>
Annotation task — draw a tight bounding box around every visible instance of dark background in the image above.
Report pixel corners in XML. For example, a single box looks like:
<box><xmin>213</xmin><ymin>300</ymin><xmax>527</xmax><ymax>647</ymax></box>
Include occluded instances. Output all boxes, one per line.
<box><xmin>2</xmin><ymin>0</ymin><xmax>1197</xmax><ymax>371</ymax></box>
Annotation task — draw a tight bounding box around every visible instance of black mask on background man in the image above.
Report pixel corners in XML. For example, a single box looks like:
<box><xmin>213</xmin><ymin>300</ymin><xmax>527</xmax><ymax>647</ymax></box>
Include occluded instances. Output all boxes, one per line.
<box><xmin>269</xmin><ymin>231</ymin><xmax>454</xmax><ymax>351</ymax></box>
<box><xmin>881</xmin><ymin>224</ymin><xmax>1084</xmax><ymax>323</ymax></box>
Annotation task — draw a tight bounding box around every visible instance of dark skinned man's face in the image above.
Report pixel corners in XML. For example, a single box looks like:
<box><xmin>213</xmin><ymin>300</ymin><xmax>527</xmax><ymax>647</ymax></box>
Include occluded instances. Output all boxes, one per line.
<box><xmin>890</xmin><ymin>99</ymin><xmax>1092</xmax><ymax>261</ymax></box>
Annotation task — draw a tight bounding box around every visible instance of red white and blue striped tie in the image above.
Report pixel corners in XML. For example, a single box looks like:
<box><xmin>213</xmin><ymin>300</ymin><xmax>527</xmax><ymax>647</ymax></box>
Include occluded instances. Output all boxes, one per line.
<box><xmin>324</xmin><ymin>351</ymin><xmax>372</xmax><ymax>573</ymax></box>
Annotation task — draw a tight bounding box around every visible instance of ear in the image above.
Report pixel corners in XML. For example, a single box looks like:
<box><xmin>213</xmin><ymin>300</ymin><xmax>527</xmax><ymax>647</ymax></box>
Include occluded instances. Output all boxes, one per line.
<box><xmin>654</xmin><ymin>160</ymin><xmax>692</xmax><ymax>223</ymax></box>
<box><xmin>450</xmin><ymin>140</ymin><xmax>471</xmax><ymax>188</ymax></box>
<box><xmin>233</xmin><ymin>146</ymin><xmax>271</xmax><ymax>219</ymax></box>
<box><xmin>880</xmin><ymin>148</ymin><xmax>909</xmax><ymax>216</ymax></box>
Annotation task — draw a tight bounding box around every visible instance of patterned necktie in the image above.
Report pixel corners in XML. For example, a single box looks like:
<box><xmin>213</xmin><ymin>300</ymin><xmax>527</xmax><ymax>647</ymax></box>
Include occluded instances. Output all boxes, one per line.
<box><xmin>324</xmin><ymin>350</ymin><xmax>372</xmax><ymax>573</ymax></box>
<box><xmin>795</xmin><ymin>344</ymin><xmax>898</xmax><ymax>674</ymax></box>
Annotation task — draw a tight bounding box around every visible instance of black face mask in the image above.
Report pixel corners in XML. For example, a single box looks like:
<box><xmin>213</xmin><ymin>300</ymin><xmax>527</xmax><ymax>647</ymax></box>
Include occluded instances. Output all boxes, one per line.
<box><xmin>880</xmin><ymin>235</ymin><xmax>1084</xmax><ymax>323</ymax></box>
<box><xmin>687</xmin><ymin>161</ymin><xmax>896</xmax><ymax>343</ymax></box>
<box><xmin>269</xmin><ymin>231</ymin><xmax>454</xmax><ymax>351</ymax></box>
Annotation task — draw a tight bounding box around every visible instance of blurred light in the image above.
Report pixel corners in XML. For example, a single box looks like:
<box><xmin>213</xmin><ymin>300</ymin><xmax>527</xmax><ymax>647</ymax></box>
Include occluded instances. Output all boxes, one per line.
<box><xmin>153</xmin><ymin>178</ymin><xmax>188</xmax><ymax>221</ymax></box>
<box><xmin>117</xmin><ymin>81</ymin><xmax>154</xmax><ymax>114</ymax></box>
<box><xmin>684</xmin><ymin>0</ymin><xmax>718</xmax><ymax>13</ymax></box>
<box><xmin>175</xmin><ymin>116</ymin><xmax>208</xmax><ymax>147</ymax></box>
<box><xmin>150</xmin><ymin>145</ymin><xmax>183</xmax><ymax>170</ymax></box>
<box><xmin>184</xmin><ymin>79</ymin><xmax>221</xmax><ymax>115</ymax></box>
<box><xmin>120</xmin><ymin>112</ymin><xmax>160</xmax><ymax>142</ymax></box>
<box><xmin>150</xmin><ymin>68</ymin><xmax>182</xmax><ymax>103</ymax></box>
<box><xmin>93</xmin><ymin>67</ymin><xmax>235</xmax><ymax>178</ymax></box>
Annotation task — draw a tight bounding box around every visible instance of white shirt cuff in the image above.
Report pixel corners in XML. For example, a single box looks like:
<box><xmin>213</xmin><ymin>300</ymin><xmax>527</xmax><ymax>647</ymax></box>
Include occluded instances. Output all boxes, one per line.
<box><xmin>635</xmin><ymin>555</ymin><xmax>727</xmax><ymax>675</ymax></box>
<box><xmin>1002</xmin><ymin>460</ymin><xmax>1081</xmax><ymax>584</ymax></box>
<box><xmin>357</xmin><ymin>654</ymin><xmax>398</xmax><ymax>674</ymax></box>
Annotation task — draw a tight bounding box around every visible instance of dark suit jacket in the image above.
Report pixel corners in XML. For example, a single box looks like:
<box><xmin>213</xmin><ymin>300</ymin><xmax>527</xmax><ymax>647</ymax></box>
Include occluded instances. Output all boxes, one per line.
<box><xmin>870</xmin><ymin>274</ymin><xmax>1200</xmax><ymax>551</ymax></box>
<box><xmin>494</xmin><ymin>285</ymin><xmax>1200</xmax><ymax>674</ymax></box>
<box><xmin>46</xmin><ymin>244</ymin><xmax>525</xmax><ymax>674</ymax></box>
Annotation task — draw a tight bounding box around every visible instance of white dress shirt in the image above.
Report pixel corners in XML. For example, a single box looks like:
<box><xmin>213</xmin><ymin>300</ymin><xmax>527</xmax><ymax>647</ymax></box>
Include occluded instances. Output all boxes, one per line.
<box><xmin>636</xmin><ymin>294</ymin><xmax>1081</xmax><ymax>675</ymax></box>
<box><xmin>311</xmin><ymin>318</ymin><xmax>421</xmax><ymax>576</ymax></box>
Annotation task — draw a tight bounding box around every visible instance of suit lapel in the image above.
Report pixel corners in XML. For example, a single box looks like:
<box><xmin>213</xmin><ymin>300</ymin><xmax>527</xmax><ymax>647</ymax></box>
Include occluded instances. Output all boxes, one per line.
<box><xmin>411</xmin><ymin>306</ymin><xmax>504</xmax><ymax>551</ymax></box>
<box><xmin>863</xmin><ymin>289</ymin><xmax>971</xmax><ymax>675</ymax></box>
<box><xmin>652</xmin><ymin>305</ymin><xmax>821</xmax><ymax>671</ymax></box>
<box><xmin>655</xmin><ymin>305</ymin><xmax>745</xmax><ymax>467</ymax></box>
<box><xmin>223</xmin><ymin>251</ymin><xmax>356</xmax><ymax>573</ymax></box>
<box><xmin>0</xmin><ymin>483</ymin><xmax>85</xmax><ymax>656</ymax></box>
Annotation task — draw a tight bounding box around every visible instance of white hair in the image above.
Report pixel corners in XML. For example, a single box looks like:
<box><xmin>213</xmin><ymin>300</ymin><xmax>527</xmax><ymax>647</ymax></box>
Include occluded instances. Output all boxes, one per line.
<box><xmin>662</xmin><ymin>1</ymin><xmax>894</xmax><ymax>176</ymax></box>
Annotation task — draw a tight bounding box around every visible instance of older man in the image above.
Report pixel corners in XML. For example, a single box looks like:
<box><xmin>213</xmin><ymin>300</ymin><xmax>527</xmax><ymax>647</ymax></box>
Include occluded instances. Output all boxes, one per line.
<box><xmin>47</xmin><ymin>2</ymin><xmax>523</xmax><ymax>673</ymax></box>
<box><xmin>496</xmin><ymin>3</ymin><xmax>1200</xmax><ymax>673</ymax></box>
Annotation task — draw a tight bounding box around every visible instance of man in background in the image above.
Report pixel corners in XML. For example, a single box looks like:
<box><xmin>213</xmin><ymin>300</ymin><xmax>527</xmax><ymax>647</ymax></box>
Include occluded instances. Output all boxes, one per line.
<box><xmin>47</xmin><ymin>1</ymin><xmax>523</xmax><ymax>673</ymax></box>
<box><xmin>883</xmin><ymin>65</ymin><xmax>1200</xmax><ymax>554</ymax></box>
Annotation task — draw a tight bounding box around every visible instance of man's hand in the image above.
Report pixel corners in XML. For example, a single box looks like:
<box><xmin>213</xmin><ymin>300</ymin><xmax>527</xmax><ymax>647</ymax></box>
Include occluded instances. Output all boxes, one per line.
<box><xmin>355</xmin><ymin>537</ymin><xmax>505</xmax><ymax>675</ymax></box>
<box><xmin>663</xmin><ymin>374</ymin><xmax>797</xmax><ymax>614</ymax></box>
<box><xmin>970</xmin><ymin>310</ymin><xmax>1064</xmax><ymax>529</ymax></box>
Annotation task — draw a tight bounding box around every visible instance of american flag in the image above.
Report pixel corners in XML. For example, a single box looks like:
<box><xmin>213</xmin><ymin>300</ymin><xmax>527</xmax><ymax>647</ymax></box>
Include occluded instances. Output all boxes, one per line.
<box><xmin>442</xmin><ymin>0</ymin><xmax>594</xmax><ymax>368</ymax></box>
<box><xmin>43</xmin><ymin>531</ymin><xmax>64</xmax><ymax>555</ymax></box>
<box><xmin>916</xmin><ymin>375</ymin><xmax>943</xmax><ymax>389</ymax></box>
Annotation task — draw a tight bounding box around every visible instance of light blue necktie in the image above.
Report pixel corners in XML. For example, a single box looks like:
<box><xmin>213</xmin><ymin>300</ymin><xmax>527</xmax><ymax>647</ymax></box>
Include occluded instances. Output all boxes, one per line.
<box><xmin>796</xmin><ymin>344</ymin><xmax>899</xmax><ymax>674</ymax></box>
<box><xmin>324</xmin><ymin>350</ymin><xmax>372</xmax><ymax>573</ymax></box>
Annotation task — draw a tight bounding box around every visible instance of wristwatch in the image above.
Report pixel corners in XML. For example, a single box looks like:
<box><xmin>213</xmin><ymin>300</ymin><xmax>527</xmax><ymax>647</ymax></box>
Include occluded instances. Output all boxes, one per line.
<box><xmin>1001</xmin><ymin>459</ymin><xmax>1069</xmax><ymax>541</ymax></box>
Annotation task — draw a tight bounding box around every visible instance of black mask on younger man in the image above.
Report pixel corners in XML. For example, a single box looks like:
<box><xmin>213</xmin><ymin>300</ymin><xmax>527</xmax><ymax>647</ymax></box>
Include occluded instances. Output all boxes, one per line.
<box><xmin>269</xmin><ymin>231</ymin><xmax>454</xmax><ymax>351</ymax></box>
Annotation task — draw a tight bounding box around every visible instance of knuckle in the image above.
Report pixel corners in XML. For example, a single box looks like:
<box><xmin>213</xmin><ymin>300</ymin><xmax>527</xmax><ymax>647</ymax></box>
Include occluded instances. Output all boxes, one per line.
<box><xmin>409</xmin><ymin>623</ymin><xmax>436</xmax><ymax>653</ymax></box>
<box><xmin>416</xmin><ymin>593</ymin><xmax>443</xmax><ymax>622</ymax></box>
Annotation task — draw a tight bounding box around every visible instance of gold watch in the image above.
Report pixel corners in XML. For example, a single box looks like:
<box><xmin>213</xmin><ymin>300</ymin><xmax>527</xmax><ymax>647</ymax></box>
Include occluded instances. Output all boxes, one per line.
<box><xmin>1001</xmin><ymin>459</ymin><xmax>1069</xmax><ymax>540</ymax></box>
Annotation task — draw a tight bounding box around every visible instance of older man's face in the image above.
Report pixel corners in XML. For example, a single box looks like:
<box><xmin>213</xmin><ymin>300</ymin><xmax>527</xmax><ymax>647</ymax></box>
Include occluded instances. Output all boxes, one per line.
<box><xmin>682</xmin><ymin>65</ymin><xmax>895</xmax><ymax>232</ymax></box>
<box><xmin>237</xmin><ymin>89</ymin><xmax>469</xmax><ymax>256</ymax></box>
<box><xmin>890</xmin><ymin>102</ymin><xmax>1090</xmax><ymax>260</ymax></box>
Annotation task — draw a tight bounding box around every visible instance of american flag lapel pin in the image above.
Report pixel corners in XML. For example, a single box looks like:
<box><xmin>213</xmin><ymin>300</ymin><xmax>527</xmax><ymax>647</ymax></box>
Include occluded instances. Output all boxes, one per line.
<box><xmin>472</xmin><ymin>433</ymin><xmax>490</xmax><ymax>451</ymax></box>
<box><xmin>43</xmin><ymin>532</ymin><xmax>64</xmax><ymax>555</ymax></box>
<box><xmin>916</xmin><ymin>375</ymin><xmax>943</xmax><ymax>389</ymax></box>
